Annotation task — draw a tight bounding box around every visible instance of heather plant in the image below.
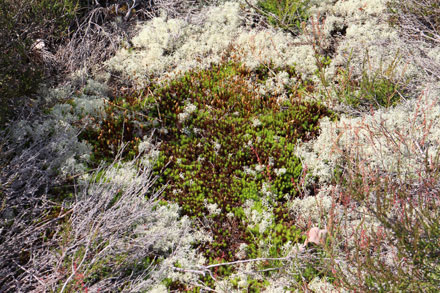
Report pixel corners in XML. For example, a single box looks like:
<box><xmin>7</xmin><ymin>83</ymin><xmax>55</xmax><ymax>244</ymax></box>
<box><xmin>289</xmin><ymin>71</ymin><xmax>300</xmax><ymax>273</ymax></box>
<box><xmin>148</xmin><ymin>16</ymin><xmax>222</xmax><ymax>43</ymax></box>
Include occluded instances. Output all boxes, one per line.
<box><xmin>0</xmin><ymin>153</ymin><xmax>207</xmax><ymax>291</ymax></box>
<box><xmin>324</xmin><ymin>101</ymin><xmax>440</xmax><ymax>291</ymax></box>
<box><xmin>0</xmin><ymin>81</ymin><xmax>111</xmax><ymax>290</ymax></box>
<box><xmin>386</xmin><ymin>0</ymin><xmax>440</xmax><ymax>87</ymax></box>
<box><xmin>388</xmin><ymin>0</ymin><xmax>440</xmax><ymax>44</ymax></box>
<box><xmin>55</xmin><ymin>160</ymin><xmax>208</xmax><ymax>292</ymax></box>
<box><xmin>0</xmin><ymin>0</ymin><xmax>81</xmax><ymax>126</ymax></box>
<box><xmin>0</xmin><ymin>0</ymin><xmax>79</xmax><ymax>52</ymax></box>
<box><xmin>293</xmin><ymin>85</ymin><xmax>440</xmax><ymax>291</ymax></box>
<box><xmin>299</xmin><ymin>85</ymin><xmax>440</xmax><ymax>183</ymax></box>
<box><xmin>329</xmin><ymin>157</ymin><xmax>440</xmax><ymax>291</ymax></box>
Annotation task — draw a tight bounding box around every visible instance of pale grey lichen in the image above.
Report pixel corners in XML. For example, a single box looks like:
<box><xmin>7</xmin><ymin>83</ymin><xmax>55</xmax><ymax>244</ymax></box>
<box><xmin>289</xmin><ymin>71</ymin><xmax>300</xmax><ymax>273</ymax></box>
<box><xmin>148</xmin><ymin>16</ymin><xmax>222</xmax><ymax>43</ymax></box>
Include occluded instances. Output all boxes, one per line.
<box><xmin>106</xmin><ymin>1</ymin><xmax>322</xmax><ymax>87</ymax></box>
<box><xmin>178</xmin><ymin>102</ymin><xmax>198</xmax><ymax>123</ymax></box>
<box><xmin>274</xmin><ymin>167</ymin><xmax>287</xmax><ymax>177</ymax></box>
<box><xmin>288</xmin><ymin>188</ymin><xmax>334</xmax><ymax>228</ymax></box>
<box><xmin>297</xmin><ymin>84</ymin><xmax>440</xmax><ymax>183</ymax></box>
<box><xmin>307</xmin><ymin>277</ymin><xmax>340</xmax><ymax>292</ymax></box>
<box><xmin>205</xmin><ymin>201</ymin><xmax>221</xmax><ymax>216</ymax></box>
<box><xmin>243</xmin><ymin>199</ymin><xmax>273</xmax><ymax>235</ymax></box>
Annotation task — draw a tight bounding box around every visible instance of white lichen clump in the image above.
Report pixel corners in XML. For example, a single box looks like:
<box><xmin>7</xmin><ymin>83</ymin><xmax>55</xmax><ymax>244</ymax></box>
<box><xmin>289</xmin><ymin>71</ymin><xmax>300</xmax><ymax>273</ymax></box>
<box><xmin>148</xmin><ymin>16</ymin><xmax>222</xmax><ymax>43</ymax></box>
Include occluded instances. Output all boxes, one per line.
<box><xmin>243</xmin><ymin>199</ymin><xmax>273</xmax><ymax>234</ymax></box>
<box><xmin>106</xmin><ymin>2</ymin><xmax>321</xmax><ymax>87</ymax></box>
<box><xmin>178</xmin><ymin>102</ymin><xmax>198</xmax><ymax>123</ymax></box>
<box><xmin>298</xmin><ymin>84</ymin><xmax>440</xmax><ymax>182</ymax></box>
<box><xmin>274</xmin><ymin>167</ymin><xmax>287</xmax><ymax>177</ymax></box>
<box><xmin>288</xmin><ymin>188</ymin><xmax>334</xmax><ymax>228</ymax></box>
<box><xmin>308</xmin><ymin>0</ymin><xmax>417</xmax><ymax>82</ymax></box>
<box><xmin>205</xmin><ymin>201</ymin><xmax>221</xmax><ymax>216</ymax></box>
<box><xmin>133</xmin><ymin>203</ymin><xmax>210</xmax><ymax>288</ymax></box>
<box><xmin>9</xmin><ymin>81</ymin><xmax>108</xmax><ymax>177</ymax></box>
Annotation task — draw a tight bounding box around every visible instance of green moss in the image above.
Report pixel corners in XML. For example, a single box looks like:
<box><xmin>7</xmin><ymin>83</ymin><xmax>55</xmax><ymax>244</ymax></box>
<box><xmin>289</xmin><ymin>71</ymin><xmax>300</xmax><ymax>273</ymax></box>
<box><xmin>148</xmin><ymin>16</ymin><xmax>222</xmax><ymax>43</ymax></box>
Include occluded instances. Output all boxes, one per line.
<box><xmin>83</xmin><ymin>62</ymin><xmax>335</xmax><ymax>269</ymax></box>
<box><xmin>79</xmin><ymin>96</ymin><xmax>151</xmax><ymax>164</ymax></box>
<box><xmin>145</xmin><ymin>62</ymin><xmax>334</xmax><ymax>262</ymax></box>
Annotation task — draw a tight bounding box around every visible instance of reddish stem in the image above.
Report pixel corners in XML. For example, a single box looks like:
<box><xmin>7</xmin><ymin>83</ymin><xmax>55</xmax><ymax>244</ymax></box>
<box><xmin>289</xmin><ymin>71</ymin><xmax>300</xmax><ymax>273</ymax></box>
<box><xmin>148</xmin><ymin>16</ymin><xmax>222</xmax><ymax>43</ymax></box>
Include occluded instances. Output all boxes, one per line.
<box><xmin>250</xmin><ymin>145</ymin><xmax>272</xmax><ymax>182</ymax></box>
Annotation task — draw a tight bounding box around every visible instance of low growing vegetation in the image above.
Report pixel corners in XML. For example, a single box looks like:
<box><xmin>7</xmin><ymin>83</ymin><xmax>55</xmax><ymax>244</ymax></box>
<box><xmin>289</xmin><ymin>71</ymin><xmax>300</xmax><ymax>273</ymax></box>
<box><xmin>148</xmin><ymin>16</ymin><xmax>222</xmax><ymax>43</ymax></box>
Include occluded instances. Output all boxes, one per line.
<box><xmin>325</xmin><ymin>88</ymin><xmax>440</xmax><ymax>291</ymax></box>
<box><xmin>256</xmin><ymin>0</ymin><xmax>310</xmax><ymax>34</ymax></box>
<box><xmin>0</xmin><ymin>0</ymin><xmax>80</xmax><ymax>126</ymax></box>
<box><xmin>1</xmin><ymin>0</ymin><xmax>440</xmax><ymax>291</ymax></box>
<box><xmin>82</xmin><ymin>61</ymin><xmax>336</xmax><ymax>272</ymax></box>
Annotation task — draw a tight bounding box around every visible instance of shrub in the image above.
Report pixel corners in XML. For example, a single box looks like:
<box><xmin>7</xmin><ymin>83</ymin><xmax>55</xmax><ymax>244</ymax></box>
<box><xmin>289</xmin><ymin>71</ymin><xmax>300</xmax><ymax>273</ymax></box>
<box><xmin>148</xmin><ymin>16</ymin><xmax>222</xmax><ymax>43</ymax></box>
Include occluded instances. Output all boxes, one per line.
<box><xmin>53</xmin><ymin>161</ymin><xmax>208</xmax><ymax>292</ymax></box>
<box><xmin>388</xmin><ymin>0</ymin><xmax>440</xmax><ymax>43</ymax></box>
<box><xmin>330</xmin><ymin>156</ymin><xmax>440</xmax><ymax>291</ymax></box>
<box><xmin>0</xmin><ymin>0</ymin><xmax>81</xmax><ymax>126</ymax></box>
<box><xmin>387</xmin><ymin>0</ymin><xmax>440</xmax><ymax>86</ymax></box>
<box><xmin>0</xmin><ymin>140</ymin><xmax>207</xmax><ymax>291</ymax></box>
<box><xmin>0</xmin><ymin>82</ymin><xmax>108</xmax><ymax>291</ymax></box>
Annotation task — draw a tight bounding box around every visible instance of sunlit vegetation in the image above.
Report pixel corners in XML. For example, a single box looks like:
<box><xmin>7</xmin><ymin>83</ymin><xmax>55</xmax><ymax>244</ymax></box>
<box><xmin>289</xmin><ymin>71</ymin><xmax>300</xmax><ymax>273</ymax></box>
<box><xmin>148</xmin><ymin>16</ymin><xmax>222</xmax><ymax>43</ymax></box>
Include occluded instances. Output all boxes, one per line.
<box><xmin>82</xmin><ymin>62</ymin><xmax>335</xmax><ymax>273</ymax></box>
<box><xmin>2</xmin><ymin>0</ymin><xmax>440</xmax><ymax>291</ymax></box>
<box><xmin>257</xmin><ymin>0</ymin><xmax>310</xmax><ymax>34</ymax></box>
<box><xmin>0</xmin><ymin>0</ymin><xmax>82</xmax><ymax>126</ymax></box>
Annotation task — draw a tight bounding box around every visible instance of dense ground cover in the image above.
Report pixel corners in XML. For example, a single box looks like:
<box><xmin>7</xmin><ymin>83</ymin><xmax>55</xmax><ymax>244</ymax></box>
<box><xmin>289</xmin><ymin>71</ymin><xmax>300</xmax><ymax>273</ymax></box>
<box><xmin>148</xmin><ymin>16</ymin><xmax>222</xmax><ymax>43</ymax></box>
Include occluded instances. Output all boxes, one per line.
<box><xmin>1</xmin><ymin>0</ymin><xmax>439</xmax><ymax>291</ymax></box>
<box><xmin>83</xmin><ymin>60</ymin><xmax>336</xmax><ymax>267</ymax></box>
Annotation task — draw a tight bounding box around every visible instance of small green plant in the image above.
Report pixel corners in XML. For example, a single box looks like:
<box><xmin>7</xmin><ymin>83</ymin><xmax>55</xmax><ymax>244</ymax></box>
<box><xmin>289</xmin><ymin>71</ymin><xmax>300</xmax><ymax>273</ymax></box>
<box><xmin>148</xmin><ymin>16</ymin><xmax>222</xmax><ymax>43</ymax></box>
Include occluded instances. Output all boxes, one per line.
<box><xmin>315</xmin><ymin>50</ymin><xmax>405</xmax><ymax>110</ymax></box>
<box><xmin>256</xmin><ymin>0</ymin><xmax>310</xmax><ymax>34</ymax></box>
<box><xmin>329</xmin><ymin>159</ymin><xmax>440</xmax><ymax>291</ymax></box>
<box><xmin>79</xmin><ymin>96</ymin><xmax>151</xmax><ymax>163</ymax></box>
<box><xmin>335</xmin><ymin>53</ymin><xmax>403</xmax><ymax>108</ymax></box>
